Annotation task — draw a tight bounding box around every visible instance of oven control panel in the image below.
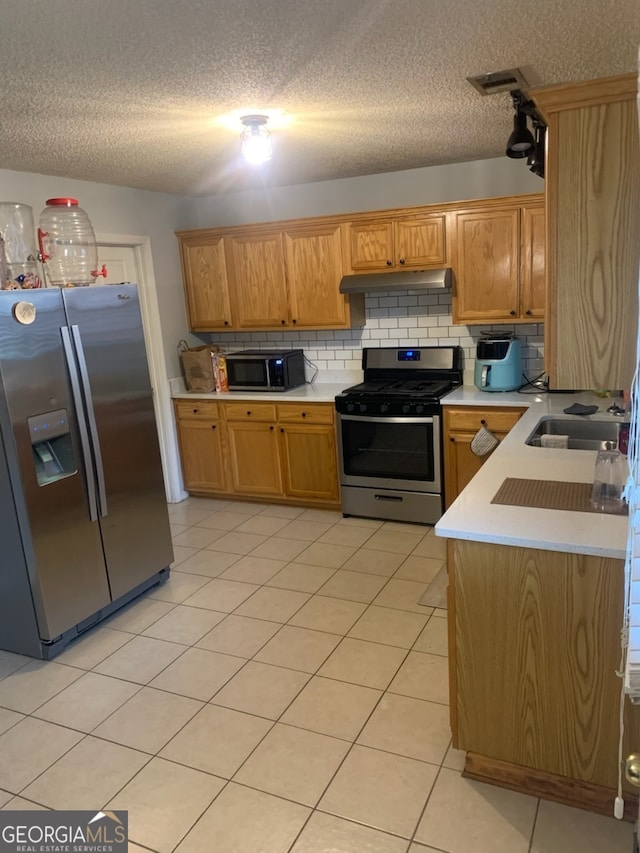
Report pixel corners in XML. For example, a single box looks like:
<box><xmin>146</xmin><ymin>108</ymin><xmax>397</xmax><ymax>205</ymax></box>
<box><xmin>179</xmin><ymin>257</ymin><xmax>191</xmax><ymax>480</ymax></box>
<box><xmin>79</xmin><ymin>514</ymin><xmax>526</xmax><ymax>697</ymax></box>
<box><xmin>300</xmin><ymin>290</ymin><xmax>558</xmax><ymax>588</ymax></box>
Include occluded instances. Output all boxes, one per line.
<box><xmin>335</xmin><ymin>397</ymin><xmax>440</xmax><ymax>417</ymax></box>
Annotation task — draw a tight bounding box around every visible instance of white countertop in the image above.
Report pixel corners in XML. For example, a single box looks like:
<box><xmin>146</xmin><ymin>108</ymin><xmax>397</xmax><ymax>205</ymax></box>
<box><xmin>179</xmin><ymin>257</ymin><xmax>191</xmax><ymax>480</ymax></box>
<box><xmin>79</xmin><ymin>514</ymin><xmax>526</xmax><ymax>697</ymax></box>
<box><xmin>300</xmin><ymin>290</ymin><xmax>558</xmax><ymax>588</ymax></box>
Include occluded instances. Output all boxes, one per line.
<box><xmin>172</xmin><ymin>382</ymin><xmax>350</xmax><ymax>404</ymax></box>
<box><xmin>436</xmin><ymin>387</ymin><xmax>629</xmax><ymax>559</ymax></box>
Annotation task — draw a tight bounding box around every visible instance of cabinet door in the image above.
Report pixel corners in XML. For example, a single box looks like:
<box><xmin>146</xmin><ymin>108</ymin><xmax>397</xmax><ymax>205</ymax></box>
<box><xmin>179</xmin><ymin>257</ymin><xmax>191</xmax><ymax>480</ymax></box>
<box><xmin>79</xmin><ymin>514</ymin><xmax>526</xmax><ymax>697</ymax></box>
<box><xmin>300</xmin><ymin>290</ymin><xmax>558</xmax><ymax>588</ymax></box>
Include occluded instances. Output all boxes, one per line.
<box><xmin>227</xmin><ymin>232</ymin><xmax>289</xmax><ymax>328</ymax></box>
<box><xmin>177</xmin><ymin>419</ymin><xmax>226</xmax><ymax>492</ymax></box>
<box><xmin>179</xmin><ymin>236</ymin><xmax>233</xmax><ymax>330</ymax></box>
<box><xmin>284</xmin><ymin>224</ymin><xmax>347</xmax><ymax>327</ymax></box>
<box><xmin>226</xmin><ymin>421</ymin><xmax>283</xmax><ymax>496</ymax></box>
<box><xmin>279</xmin><ymin>424</ymin><xmax>339</xmax><ymax>503</ymax></box>
<box><xmin>520</xmin><ymin>205</ymin><xmax>546</xmax><ymax>320</ymax></box>
<box><xmin>444</xmin><ymin>431</ymin><xmax>504</xmax><ymax>506</ymax></box>
<box><xmin>395</xmin><ymin>214</ymin><xmax>447</xmax><ymax>267</ymax></box>
<box><xmin>346</xmin><ymin>220</ymin><xmax>394</xmax><ymax>271</ymax></box>
<box><xmin>453</xmin><ymin>208</ymin><xmax>520</xmax><ymax>323</ymax></box>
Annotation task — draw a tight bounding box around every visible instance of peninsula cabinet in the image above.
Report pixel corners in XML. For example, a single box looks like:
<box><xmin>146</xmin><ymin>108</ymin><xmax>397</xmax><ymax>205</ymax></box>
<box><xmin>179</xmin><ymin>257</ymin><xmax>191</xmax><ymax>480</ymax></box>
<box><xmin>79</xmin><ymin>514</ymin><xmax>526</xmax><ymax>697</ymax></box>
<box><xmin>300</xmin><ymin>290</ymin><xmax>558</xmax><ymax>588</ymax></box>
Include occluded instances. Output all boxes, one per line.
<box><xmin>443</xmin><ymin>406</ymin><xmax>525</xmax><ymax>507</ymax></box>
<box><xmin>451</xmin><ymin>197</ymin><xmax>545</xmax><ymax>324</ymax></box>
<box><xmin>449</xmin><ymin>539</ymin><xmax>640</xmax><ymax>819</ymax></box>
<box><xmin>173</xmin><ymin>399</ymin><xmax>340</xmax><ymax>507</ymax></box>
<box><xmin>343</xmin><ymin>212</ymin><xmax>447</xmax><ymax>273</ymax></box>
<box><xmin>533</xmin><ymin>73</ymin><xmax>640</xmax><ymax>390</ymax></box>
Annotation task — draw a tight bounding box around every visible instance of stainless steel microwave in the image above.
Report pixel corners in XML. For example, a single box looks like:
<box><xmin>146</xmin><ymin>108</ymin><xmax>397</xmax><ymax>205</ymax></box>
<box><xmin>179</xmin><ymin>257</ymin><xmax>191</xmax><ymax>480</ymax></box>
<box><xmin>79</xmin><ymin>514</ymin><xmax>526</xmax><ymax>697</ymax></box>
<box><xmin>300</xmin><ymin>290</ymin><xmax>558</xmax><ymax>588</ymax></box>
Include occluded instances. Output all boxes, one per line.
<box><xmin>226</xmin><ymin>349</ymin><xmax>306</xmax><ymax>391</ymax></box>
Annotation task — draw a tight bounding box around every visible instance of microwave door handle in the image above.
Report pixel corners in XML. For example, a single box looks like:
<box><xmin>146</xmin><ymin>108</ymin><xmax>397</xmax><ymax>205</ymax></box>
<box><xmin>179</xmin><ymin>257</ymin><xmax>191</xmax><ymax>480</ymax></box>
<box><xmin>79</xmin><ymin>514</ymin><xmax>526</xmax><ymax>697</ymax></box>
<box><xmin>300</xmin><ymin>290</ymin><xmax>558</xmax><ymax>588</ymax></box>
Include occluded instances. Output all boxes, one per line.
<box><xmin>265</xmin><ymin>360</ymin><xmax>272</xmax><ymax>388</ymax></box>
<box><xmin>70</xmin><ymin>325</ymin><xmax>108</xmax><ymax>518</ymax></box>
<box><xmin>61</xmin><ymin>326</ymin><xmax>98</xmax><ymax>522</ymax></box>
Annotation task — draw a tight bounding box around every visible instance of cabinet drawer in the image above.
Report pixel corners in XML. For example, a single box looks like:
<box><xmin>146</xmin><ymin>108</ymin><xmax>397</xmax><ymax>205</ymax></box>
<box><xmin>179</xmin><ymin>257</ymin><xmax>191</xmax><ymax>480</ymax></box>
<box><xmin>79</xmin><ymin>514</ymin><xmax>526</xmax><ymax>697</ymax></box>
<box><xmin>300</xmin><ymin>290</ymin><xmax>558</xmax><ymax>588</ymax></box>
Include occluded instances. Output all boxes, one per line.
<box><xmin>445</xmin><ymin>407</ymin><xmax>525</xmax><ymax>433</ymax></box>
<box><xmin>277</xmin><ymin>403</ymin><xmax>334</xmax><ymax>425</ymax></box>
<box><xmin>175</xmin><ymin>400</ymin><xmax>219</xmax><ymax>420</ymax></box>
<box><xmin>224</xmin><ymin>402</ymin><xmax>277</xmax><ymax>422</ymax></box>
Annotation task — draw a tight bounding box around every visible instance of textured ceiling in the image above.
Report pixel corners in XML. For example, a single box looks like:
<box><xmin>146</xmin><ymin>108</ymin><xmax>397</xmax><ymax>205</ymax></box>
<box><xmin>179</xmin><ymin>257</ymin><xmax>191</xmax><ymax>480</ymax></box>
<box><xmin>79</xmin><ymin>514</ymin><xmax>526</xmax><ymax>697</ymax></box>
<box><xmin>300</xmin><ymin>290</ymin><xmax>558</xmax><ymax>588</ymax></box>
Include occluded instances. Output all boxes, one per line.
<box><xmin>0</xmin><ymin>0</ymin><xmax>638</xmax><ymax>196</ymax></box>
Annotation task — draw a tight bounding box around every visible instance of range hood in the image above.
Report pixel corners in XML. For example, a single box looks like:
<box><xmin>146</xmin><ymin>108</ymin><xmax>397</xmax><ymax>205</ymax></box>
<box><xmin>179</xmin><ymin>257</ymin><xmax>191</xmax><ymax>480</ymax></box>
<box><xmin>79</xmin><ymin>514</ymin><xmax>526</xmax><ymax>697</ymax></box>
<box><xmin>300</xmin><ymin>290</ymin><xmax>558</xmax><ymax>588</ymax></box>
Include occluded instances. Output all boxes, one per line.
<box><xmin>339</xmin><ymin>267</ymin><xmax>452</xmax><ymax>294</ymax></box>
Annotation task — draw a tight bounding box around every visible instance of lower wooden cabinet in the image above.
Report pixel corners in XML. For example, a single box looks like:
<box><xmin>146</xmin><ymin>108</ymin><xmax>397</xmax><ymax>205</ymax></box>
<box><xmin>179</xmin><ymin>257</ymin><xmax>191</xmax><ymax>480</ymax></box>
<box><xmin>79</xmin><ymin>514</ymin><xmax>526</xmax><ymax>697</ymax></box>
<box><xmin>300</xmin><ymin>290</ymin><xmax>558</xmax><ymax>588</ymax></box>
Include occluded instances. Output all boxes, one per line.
<box><xmin>174</xmin><ymin>399</ymin><xmax>340</xmax><ymax>507</ymax></box>
<box><xmin>443</xmin><ymin>406</ymin><xmax>525</xmax><ymax>507</ymax></box>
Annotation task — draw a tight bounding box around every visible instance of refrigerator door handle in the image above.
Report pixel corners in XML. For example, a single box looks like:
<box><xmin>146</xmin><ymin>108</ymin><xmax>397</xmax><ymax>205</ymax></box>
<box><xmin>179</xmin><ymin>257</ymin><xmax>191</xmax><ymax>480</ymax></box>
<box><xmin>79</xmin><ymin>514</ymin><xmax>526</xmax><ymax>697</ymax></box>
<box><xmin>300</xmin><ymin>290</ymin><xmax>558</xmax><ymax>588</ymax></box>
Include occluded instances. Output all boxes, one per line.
<box><xmin>60</xmin><ymin>326</ymin><xmax>99</xmax><ymax>523</ymax></box>
<box><xmin>70</xmin><ymin>324</ymin><xmax>108</xmax><ymax>518</ymax></box>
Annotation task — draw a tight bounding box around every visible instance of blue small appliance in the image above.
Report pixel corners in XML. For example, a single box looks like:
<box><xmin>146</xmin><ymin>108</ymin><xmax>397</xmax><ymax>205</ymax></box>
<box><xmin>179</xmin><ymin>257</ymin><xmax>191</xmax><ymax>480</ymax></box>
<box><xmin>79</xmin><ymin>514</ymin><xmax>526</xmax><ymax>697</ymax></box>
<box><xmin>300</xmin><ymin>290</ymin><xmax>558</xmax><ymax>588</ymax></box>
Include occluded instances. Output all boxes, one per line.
<box><xmin>474</xmin><ymin>334</ymin><xmax>522</xmax><ymax>392</ymax></box>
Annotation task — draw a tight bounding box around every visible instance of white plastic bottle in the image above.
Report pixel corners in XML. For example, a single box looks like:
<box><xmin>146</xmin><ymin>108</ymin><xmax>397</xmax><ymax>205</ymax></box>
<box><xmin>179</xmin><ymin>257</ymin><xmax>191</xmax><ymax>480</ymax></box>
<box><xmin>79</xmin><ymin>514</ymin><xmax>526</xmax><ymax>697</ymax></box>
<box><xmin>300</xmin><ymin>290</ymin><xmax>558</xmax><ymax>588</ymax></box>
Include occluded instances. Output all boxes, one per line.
<box><xmin>38</xmin><ymin>198</ymin><xmax>107</xmax><ymax>287</ymax></box>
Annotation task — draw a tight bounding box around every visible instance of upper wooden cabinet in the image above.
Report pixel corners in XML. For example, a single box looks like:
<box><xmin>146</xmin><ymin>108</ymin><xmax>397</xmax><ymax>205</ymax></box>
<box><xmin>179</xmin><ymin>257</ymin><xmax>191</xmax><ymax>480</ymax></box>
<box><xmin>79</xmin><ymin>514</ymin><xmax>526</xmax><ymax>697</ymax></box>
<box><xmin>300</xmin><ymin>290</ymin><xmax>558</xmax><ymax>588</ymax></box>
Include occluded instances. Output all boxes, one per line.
<box><xmin>345</xmin><ymin>212</ymin><xmax>447</xmax><ymax>272</ymax></box>
<box><xmin>177</xmin><ymin>221</ymin><xmax>363</xmax><ymax>332</ymax></box>
<box><xmin>452</xmin><ymin>197</ymin><xmax>545</xmax><ymax>324</ymax></box>
<box><xmin>178</xmin><ymin>234</ymin><xmax>233</xmax><ymax>331</ymax></box>
<box><xmin>227</xmin><ymin>232</ymin><xmax>289</xmax><ymax>329</ymax></box>
<box><xmin>283</xmin><ymin>223</ymin><xmax>347</xmax><ymax>327</ymax></box>
<box><xmin>533</xmin><ymin>74</ymin><xmax>640</xmax><ymax>390</ymax></box>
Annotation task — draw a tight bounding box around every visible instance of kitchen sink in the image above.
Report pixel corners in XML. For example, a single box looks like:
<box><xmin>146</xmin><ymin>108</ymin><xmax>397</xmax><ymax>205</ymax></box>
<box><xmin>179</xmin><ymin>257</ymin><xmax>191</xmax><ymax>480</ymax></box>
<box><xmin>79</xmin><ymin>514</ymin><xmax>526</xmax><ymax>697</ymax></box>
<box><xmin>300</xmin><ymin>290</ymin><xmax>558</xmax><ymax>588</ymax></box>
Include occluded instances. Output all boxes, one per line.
<box><xmin>525</xmin><ymin>416</ymin><xmax>620</xmax><ymax>450</ymax></box>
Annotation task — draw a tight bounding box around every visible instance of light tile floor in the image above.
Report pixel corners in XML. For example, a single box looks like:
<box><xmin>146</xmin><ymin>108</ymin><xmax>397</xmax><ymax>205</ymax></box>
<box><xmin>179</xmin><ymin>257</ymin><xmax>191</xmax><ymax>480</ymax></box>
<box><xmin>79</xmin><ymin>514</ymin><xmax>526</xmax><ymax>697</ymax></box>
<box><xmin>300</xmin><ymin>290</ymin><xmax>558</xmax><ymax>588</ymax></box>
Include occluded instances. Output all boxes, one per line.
<box><xmin>0</xmin><ymin>496</ymin><xmax>634</xmax><ymax>852</ymax></box>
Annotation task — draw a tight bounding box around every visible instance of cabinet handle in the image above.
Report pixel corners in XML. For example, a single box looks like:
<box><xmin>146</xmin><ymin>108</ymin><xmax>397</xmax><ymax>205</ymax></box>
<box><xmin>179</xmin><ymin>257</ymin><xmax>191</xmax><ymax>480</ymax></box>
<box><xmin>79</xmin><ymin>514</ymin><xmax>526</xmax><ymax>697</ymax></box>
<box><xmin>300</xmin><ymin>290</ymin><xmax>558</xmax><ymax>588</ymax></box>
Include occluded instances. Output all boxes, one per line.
<box><xmin>510</xmin><ymin>310</ymin><xmax>516</xmax><ymax>316</ymax></box>
<box><xmin>386</xmin><ymin>259</ymin><xmax>392</xmax><ymax>266</ymax></box>
<box><xmin>292</xmin><ymin>318</ymin><xmax>297</xmax><ymax>324</ymax></box>
<box><xmin>246</xmin><ymin>410</ymin><xmax>251</xmax><ymax>416</ymax></box>
<box><xmin>450</xmin><ymin>436</ymin><xmax>455</xmax><ymax>442</ymax></box>
<box><xmin>399</xmin><ymin>257</ymin><xmax>405</xmax><ymax>265</ymax></box>
<box><xmin>281</xmin><ymin>319</ymin><xmax>286</xmax><ymax>325</ymax></box>
<box><xmin>480</xmin><ymin>419</ymin><xmax>486</xmax><ymax>426</ymax></box>
<box><xmin>269</xmin><ymin>425</ymin><xmax>274</xmax><ymax>431</ymax></box>
<box><xmin>211</xmin><ymin>424</ymin><xmax>217</xmax><ymax>430</ymax></box>
<box><xmin>525</xmin><ymin>309</ymin><xmax>532</xmax><ymax>315</ymax></box>
<box><xmin>224</xmin><ymin>320</ymin><xmax>229</xmax><ymax>326</ymax></box>
<box><xmin>280</xmin><ymin>428</ymin><xmax>284</xmax><ymax>433</ymax></box>
<box><xmin>301</xmin><ymin>412</ymin><xmax>306</xmax><ymax>418</ymax></box>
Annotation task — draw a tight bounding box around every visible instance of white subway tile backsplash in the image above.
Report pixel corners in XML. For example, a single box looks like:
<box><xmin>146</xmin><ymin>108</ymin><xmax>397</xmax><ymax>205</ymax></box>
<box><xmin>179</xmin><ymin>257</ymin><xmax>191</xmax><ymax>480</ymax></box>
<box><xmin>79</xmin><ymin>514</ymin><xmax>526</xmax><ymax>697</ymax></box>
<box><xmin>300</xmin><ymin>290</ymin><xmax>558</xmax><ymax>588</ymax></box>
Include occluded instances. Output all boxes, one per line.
<box><xmin>210</xmin><ymin>302</ymin><xmax>544</xmax><ymax>384</ymax></box>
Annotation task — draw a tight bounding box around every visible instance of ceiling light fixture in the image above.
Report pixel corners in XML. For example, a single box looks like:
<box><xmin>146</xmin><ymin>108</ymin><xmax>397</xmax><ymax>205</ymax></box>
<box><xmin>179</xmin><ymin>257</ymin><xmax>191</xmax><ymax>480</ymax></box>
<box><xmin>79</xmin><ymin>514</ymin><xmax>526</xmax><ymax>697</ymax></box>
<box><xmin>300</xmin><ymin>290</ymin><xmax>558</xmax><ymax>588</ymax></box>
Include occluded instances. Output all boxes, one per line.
<box><xmin>505</xmin><ymin>90</ymin><xmax>535</xmax><ymax>159</ymax></box>
<box><xmin>240</xmin><ymin>115</ymin><xmax>272</xmax><ymax>165</ymax></box>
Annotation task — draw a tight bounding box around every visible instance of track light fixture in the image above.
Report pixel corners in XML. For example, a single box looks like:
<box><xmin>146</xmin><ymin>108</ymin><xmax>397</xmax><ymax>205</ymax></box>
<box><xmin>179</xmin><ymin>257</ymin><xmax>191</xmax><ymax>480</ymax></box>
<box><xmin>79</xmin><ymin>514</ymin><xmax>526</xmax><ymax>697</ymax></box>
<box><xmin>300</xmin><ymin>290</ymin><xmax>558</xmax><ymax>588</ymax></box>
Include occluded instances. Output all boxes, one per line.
<box><xmin>505</xmin><ymin>90</ymin><xmax>535</xmax><ymax>159</ymax></box>
<box><xmin>527</xmin><ymin>119</ymin><xmax>546</xmax><ymax>178</ymax></box>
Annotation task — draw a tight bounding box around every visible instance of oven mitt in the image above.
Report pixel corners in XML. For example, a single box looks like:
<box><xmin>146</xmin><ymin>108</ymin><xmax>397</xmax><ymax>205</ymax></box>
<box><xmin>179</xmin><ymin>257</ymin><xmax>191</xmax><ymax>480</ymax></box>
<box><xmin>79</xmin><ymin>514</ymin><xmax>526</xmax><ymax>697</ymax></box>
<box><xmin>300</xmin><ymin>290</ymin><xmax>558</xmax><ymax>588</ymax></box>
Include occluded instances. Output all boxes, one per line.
<box><xmin>563</xmin><ymin>403</ymin><xmax>599</xmax><ymax>416</ymax></box>
<box><xmin>470</xmin><ymin>423</ymin><xmax>499</xmax><ymax>457</ymax></box>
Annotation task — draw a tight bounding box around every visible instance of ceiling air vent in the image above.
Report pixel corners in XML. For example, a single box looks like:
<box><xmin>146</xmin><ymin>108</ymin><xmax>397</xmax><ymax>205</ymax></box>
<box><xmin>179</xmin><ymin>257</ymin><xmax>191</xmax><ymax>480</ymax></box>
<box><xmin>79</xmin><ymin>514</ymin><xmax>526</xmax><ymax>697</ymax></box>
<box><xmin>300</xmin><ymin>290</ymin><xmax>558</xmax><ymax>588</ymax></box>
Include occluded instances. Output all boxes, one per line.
<box><xmin>467</xmin><ymin>68</ymin><xmax>530</xmax><ymax>96</ymax></box>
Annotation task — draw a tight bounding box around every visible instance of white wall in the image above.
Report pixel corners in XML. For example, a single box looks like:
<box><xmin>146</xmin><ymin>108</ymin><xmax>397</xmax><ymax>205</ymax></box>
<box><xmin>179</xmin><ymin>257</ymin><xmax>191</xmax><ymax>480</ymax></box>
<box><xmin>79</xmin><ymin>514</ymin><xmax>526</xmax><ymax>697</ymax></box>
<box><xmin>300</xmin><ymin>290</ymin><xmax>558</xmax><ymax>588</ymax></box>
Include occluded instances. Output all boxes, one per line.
<box><xmin>188</xmin><ymin>156</ymin><xmax>543</xmax><ymax>228</ymax></box>
<box><xmin>0</xmin><ymin>168</ymin><xmax>195</xmax><ymax>378</ymax></box>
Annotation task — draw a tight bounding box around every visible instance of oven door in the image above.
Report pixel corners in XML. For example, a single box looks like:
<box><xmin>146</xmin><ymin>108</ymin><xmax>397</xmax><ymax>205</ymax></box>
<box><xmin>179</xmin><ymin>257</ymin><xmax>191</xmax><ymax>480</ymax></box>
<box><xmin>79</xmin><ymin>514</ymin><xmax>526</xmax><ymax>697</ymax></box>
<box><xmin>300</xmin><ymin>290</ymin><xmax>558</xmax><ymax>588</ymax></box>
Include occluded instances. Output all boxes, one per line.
<box><xmin>338</xmin><ymin>414</ymin><xmax>441</xmax><ymax>493</ymax></box>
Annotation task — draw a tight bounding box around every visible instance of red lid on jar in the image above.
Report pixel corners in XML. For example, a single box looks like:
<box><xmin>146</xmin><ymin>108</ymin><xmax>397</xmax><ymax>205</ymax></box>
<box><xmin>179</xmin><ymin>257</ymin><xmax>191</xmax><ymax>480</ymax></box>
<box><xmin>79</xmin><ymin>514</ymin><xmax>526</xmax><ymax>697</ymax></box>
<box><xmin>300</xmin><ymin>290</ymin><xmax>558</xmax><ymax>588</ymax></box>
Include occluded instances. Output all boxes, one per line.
<box><xmin>45</xmin><ymin>198</ymin><xmax>79</xmax><ymax>206</ymax></box>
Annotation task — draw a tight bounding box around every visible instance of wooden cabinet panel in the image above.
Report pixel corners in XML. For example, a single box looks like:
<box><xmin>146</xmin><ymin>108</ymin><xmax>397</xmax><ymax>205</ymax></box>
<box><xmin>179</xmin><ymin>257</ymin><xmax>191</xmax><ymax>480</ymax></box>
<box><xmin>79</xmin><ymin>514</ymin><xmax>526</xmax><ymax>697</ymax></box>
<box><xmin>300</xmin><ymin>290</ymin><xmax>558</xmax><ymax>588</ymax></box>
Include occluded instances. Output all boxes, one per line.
<box><xmin>175</xmin><ymin>400</ymin><xmax>219</xmax><ymax>421</ymax></box>
<box><xmin>453</xmin><ymin>208</ymin><xmax>520</xmax><ymax>323</ymax></box>
<box><xmin>347</xmin><ymin>220</ymin><xmax>394</xmax><ymax>270</ymax></box>
<box><xmin>276</xmin><ymin>403</ymin><xmax>334</xmax><ymax>425</ymax></box>
<box><xmin>177</xmin><ymin>419</ymin><xmax>225</xmax><ymax>492</ymax></box>
<box><xmin>226</xmin><ymin>421</ymin><xmax>283</xmax><ymax>496</ymax></box>
<box><xmin>284</xmin><ymin>224</ymin><xmax>347</xmax><ymax>327</ymax></box>
<box><xmin>395</xmin><ymin>214</ymin><xmax>446</xmax><ymax>267</ymax></box>
<box><xmin>520</xmin><ymin>205</ymin><xmax>546</xmax><ymax>320</ymax></box>
<box><xmin>280</xmin><ymin>423</ymin><xmax>339</xmax><ymax>502</ymax></box>
<box><xmin>443</xmin><ymin>406</ymin><xmax>525</xmax><ymax>507</ymax></box>
<box><xmin>223</xmin><ymin>402</ymin><xmax>277</xmax><ymax>422</ymax></box>
<box><xmin>179</xmin><ymin>236</ymin><xmax>233</xmax><ymax>330</ymax></box>
<box><xmin>533</xmin><ymin>75</ymin><xmax>639</xmax><ymax>390</ymax></box>
<box><xmin>227</xmin><ymin>232</ymin><xmax>289</xmax><ymax>328</ymax></box>
<box><xmin>452</xmin><ymin>540</ymin><xmax>640</xmax><ymax>791</ymax></box>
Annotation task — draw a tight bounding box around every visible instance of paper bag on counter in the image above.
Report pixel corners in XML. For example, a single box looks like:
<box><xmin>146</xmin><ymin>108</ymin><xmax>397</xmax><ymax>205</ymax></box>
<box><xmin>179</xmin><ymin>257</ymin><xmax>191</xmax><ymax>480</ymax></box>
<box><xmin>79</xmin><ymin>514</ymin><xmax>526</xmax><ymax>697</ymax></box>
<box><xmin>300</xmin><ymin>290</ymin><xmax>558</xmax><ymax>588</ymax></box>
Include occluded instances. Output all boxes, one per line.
<box><xmin>178</xmin><ymin>340</ymin><xmax>223</xmax><ymax>393</ymax></box>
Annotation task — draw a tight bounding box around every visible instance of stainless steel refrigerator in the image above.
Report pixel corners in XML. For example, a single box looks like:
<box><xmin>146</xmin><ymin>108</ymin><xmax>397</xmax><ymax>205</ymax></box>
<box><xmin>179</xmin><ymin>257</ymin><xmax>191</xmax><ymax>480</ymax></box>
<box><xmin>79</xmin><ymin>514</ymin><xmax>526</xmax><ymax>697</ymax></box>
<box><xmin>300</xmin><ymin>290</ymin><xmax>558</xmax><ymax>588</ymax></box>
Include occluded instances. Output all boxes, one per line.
<box><xmin>0</xmin><ymin>284</ymin><xmax>173</xmax><ymax>658</ymax></box>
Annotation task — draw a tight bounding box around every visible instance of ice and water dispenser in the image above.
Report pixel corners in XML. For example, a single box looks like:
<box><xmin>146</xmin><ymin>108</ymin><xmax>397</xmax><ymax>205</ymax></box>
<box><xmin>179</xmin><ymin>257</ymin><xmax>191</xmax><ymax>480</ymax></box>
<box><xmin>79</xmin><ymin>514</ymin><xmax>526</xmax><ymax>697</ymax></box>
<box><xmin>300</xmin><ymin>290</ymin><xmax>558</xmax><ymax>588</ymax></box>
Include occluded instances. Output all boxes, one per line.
<box><xmin>28</xmin><ymin>408</ymin><xmax>77</xmax><ymax>486</ymax></box>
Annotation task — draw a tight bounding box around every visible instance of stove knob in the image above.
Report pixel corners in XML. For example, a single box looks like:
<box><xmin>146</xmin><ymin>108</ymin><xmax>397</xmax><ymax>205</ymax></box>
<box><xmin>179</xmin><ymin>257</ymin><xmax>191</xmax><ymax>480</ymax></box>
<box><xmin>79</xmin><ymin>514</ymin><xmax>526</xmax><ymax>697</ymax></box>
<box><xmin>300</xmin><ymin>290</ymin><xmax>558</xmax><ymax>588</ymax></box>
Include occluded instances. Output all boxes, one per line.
<box><xmin>346</xmin><ymin>403</ymin><xmax>355</xmax><ymax>413</ymax></box>
<box><xmin>415</xmin><ymin>404</ymin><xmax>424</xmax><ymax>414</ymax></box>
<box><xmin>359</xmin><ymin>404</ymin><xmax>367</xmax><ymax>413</ymax></box>
<box><xmin>380</xmin><ymin>403</ymin><xmax>389</xmax><ymax>414</ymax></box>
<box><xmin>402</xmin><ymin>403</ymin><xmax>411</xmax><ymax>414</ymax></box>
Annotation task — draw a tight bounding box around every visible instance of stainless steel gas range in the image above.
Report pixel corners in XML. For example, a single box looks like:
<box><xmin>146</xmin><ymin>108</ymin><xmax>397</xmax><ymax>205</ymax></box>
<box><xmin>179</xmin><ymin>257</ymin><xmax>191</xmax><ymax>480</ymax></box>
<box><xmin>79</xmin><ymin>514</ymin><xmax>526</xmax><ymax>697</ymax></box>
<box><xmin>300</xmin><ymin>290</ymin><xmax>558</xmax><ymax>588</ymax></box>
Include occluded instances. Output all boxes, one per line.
<box><xmin>335</xmin><ymin>346</ymin><xmax>463</xmax><ymax>525</ymax></box>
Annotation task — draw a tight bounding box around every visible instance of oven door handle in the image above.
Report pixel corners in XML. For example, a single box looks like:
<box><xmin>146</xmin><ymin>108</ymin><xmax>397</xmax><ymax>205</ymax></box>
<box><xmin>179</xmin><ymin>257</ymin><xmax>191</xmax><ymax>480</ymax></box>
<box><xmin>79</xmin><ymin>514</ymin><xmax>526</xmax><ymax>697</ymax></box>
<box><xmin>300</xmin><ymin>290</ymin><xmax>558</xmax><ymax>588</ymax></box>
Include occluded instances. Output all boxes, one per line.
<box><xmin>338</xmin><ymin>414</ymin><xmax>436</xmax><ymax>425</ymax></box>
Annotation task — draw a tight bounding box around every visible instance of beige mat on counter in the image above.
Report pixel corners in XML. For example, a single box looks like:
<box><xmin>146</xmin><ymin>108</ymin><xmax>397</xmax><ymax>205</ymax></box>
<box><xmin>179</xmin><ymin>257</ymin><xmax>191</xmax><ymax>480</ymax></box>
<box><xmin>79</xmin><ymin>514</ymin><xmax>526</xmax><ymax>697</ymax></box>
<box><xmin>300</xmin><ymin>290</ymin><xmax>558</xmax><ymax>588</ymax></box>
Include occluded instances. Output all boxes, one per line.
<box><xmin>491</xmin><ymin>477</ymin><xmax>627</xmax><ymax>515</ymax></box>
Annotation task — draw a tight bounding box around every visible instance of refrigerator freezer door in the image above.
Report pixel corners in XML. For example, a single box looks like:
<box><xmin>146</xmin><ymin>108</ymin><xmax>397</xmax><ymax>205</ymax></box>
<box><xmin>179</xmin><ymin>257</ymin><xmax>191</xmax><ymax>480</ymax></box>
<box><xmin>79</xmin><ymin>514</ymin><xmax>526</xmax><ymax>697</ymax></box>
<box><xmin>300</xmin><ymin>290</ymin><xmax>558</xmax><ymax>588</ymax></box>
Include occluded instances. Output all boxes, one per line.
<box><xmin>62</xmin><ymin>284</ymin><xmax>173</xmax><ymax>599</ymax></box>
<box><xmin>0</xmin><ymin>289</ymin><xmax>111</xmax><ymax>641</ymax></box>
